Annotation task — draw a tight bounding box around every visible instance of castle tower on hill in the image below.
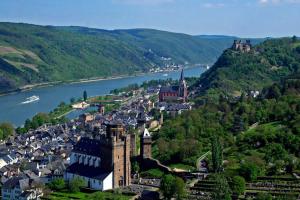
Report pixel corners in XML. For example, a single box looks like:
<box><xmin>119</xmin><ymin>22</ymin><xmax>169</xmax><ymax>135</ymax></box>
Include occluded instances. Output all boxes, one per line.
<box><xmin>232</xmin><ymin>40</ymin><xmax>251</xmax><ymax>52</ymax></box>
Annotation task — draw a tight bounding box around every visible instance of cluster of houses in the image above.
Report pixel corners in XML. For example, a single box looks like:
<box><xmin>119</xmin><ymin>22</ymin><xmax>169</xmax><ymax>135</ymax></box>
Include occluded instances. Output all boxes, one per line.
<box><xmin>0</xmin><ymin>69</ymin><xmax>192</xmax><ymax>199</ymax></box>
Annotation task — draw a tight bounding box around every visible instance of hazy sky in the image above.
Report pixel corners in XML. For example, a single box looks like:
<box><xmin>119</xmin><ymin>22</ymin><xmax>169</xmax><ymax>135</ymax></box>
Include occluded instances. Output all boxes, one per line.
<box><xmin>0</xmin><ymin>0</ymin><xmax>299</xmax><ymax>37</ymax></box>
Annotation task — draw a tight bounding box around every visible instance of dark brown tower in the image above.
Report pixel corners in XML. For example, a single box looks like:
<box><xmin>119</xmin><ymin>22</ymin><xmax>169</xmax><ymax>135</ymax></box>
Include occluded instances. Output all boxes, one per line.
<box><xmin>140</xmin><ymin>128</ymin><xmax>152</xmax><ymax>159</ymax></box>
<box><xmin>130</xmin><ymin>132</ymin><xmax>136</xmax><ymax>157</ymax></box>
<box><xmin>106</xmin><ymin>122</ymin><xmax>131</xmax><ymax>188</ymax></box>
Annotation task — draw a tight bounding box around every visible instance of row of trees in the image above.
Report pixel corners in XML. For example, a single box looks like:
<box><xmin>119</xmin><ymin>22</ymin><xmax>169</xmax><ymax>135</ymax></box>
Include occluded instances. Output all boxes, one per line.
<box><xmin>48</xmin><ymin>177</ymin><xmax>85</xmax><ymax>193</ymax></box>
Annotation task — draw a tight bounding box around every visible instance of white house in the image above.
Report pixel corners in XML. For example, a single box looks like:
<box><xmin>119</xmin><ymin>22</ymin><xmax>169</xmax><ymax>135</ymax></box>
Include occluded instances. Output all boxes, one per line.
<box><xmin>64</xmin><ymin>139</ymin><xmax>113</xmax><ymax>191</ymax></box>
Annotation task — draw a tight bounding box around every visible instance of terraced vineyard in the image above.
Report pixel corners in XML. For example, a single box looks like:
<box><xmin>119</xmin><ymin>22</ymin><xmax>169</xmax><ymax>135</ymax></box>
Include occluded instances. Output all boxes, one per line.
<box><xmin>189</xmin><ymin>176</ymin><xmax>300</xmax><ymax>199</ymax></box>
<box><xmin>244</xmin><ymin>177</ymin><xmax>300</xmax><ymax>199</ymax></box>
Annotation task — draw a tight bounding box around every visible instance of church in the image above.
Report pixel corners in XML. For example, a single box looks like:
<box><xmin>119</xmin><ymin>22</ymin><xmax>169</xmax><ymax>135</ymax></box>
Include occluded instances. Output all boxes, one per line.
<box><xmin>64</xmin><ymin>122</ymin><xmax>131</xmax><ymax>191</ymax></box>
<box><xmin>159</xmin><ymin>69</ymin><xmax>188</xmax><ymax>102</ymax></box>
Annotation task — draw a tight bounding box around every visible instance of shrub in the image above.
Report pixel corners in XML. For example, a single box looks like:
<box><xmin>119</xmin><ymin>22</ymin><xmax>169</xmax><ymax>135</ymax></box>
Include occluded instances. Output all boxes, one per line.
<box><xmin>230</xmin><ymin>176</ymin><xmax>246</xmax><ymax>195</ymax></box>
<box><xmin>239</xmin><ymin>162</ymin><xmax>259</xmax><ymax>181</ymax></box>
<box><xmin>68</xmin><ymin>177</ymin><xmax>85</xmax><ymax>193</ymax></box>
<box><xmin>48</xmin><ymin>178</ymin><xmax>66</xmax><ymax>191</ymax></box>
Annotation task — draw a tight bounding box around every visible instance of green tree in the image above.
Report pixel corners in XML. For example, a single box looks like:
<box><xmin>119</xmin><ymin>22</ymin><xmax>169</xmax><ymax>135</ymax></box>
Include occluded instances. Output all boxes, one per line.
<box><xmin>292</xmin><ymin>35</ymin><xmax>297</xmax><ymax>43</ymax></box>
<box><xmin>266</xmin><ymin>84</ymin><xmax>281</xmax><ymax>99</ymax></box>
<box><xmin>24</xmin><ymin>119</ymin><xmax>32</xmax><ymax>131</ymax></box>
<box><xmin>211</xmin><ymin>135</ymin><xmax>223</xmax><ymax>173</ymax></box>
<box><xmin>48</xmin><ymin>178</ymin><xmax>66</xmax><ymax>191</ymax></box>
<box><xmin>70</xmin><ymin>97</ymin><xmax>76</xmax><ymax>104</ymax></box>
<box><xmin>59</xmin><ymin>101</ymin><xmax>66</xmax><ymax>107</ymax></box>
<box><xmin>16</xmin><ymin>127</ymin><xmax>26</xmax><ymax>134</ymax></box>
<box><xmin>239</xmin><ymin>162</ymin><xmax>259</xmax><ymax>181</ymax></box>
<box><xmin>0</xmin><ymin>122</ymin><xmax>14</xmax><ymax>139</ymax></box>
<box><xmin>230</xmin><ymin>176</ymin><xmax>246</xmax><ymax>195</ymax></box>
<box><xmin>68</xmin><ymin>177</ymin><xmax>85</xmax><ymax>193</ymax></box>
<box><xmin>256</xmin><ymin>192</ymin><xmax>272</xmax><ymax>200</ymax></box>
<box><xmin>32</xmin><ymin>113</ymin><xmax>50</xmax><ymax>127</ymax></box>
<box><xmin>160</xmin><ymin>174</ymin><xmax>176</xmax><ymax>200</ymax></box>
<box><xmin>83</xmin><ymin>90</ymin><xmax>88</xmax><ymax>101</ymax></box>
<box><xmin>174</xmin><ymin>177</ymin><xmax>186</xmax><ymax>200</ymax></box>
<box><xmin>212</xmin><ymin>174</ymin><xmax>232</xmax><ymax>200</ymax></box>
<box><xmin>232</xmin><ymin>115</ymin><xmax>245</xmax><ymax>133</ymax></box>
<box><xmin>285</xmin><ymin>156</ymin><xmax>298</xmax><ymax>173</ymax></box>
<box><xmin>264</xmin><ymin>143</ymin><xmax>288</xmax><ymax>163</ymax></box>
<box><xmin>0</xmin><ymin>129</ymin><xmax>3</xmax><ymax>140</ymax></box>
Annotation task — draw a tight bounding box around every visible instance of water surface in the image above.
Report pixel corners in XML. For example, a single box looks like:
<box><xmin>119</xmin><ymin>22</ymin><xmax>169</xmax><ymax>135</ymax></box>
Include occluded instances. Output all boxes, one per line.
<box><xmin>0</xmin><ymin>67</ymin><xmax>205</xmax><ymax>126</ymax></box>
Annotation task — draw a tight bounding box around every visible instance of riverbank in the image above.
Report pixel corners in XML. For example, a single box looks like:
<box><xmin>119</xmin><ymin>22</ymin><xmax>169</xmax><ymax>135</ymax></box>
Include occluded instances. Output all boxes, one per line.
<box><xmin>0</xmin><ymin>66</ymin><xmax>206</xmax><ymax>126</ymax></box>
<box><xmin>0</xmin><ymin>65</ymin><xmax>208</xmax><ymax>97</ymax></box>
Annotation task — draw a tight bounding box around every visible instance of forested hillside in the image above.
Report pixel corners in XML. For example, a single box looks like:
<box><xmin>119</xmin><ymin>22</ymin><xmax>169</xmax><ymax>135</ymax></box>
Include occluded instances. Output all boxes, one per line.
<box><xmin>195</xmin><ymin>37</ymin><xmax>300</xmax><ymax>99</ymax></box>
<box><xmin>156</xmin><ymin>75</ymin><xmax>300</xmax><ymax>168</ymax></box>
<box><xmin>154</xmin><ymin>37</ymin><xmax>300</xmax><ymax>198</ymax></box>
<box><xmin>0</xmin><ymin>22</ymin><xmax>243</xmax><ymax>94</ymax></box>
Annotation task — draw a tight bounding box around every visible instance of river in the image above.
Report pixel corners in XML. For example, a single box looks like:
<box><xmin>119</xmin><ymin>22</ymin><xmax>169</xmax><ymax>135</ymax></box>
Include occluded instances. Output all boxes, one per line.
<box><xmin>0</xmin><ymin>67</ymin><xmax>205</xmax><ymax>126</ymax></box>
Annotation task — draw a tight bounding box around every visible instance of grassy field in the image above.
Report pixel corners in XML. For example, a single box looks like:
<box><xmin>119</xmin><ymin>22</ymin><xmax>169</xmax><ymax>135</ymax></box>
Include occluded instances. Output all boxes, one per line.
<box><xmin>44</xmin><ymin>191</ymin><xmax>133</xmax><ymax>200</ymax></box>
<box><xmin>140</xmin><ymin>168</ymin><xmax>164</xmax><ymax>178</ymax></box>
<box><xmin>169</xmin><ymin>163</ymin><xmax>196</xmax><ymax>171</ymax></box>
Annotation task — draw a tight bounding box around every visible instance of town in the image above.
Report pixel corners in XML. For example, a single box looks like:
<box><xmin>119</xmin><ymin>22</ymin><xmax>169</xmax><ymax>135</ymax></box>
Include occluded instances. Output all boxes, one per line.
<box><xmin>0</xmin><ymin>70</ymin><xmax>195</xmax><ymax>200</ymax></box>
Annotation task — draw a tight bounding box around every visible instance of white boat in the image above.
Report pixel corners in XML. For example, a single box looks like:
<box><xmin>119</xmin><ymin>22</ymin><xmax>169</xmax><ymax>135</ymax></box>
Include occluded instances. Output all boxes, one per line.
<box><xmin>162</xmin><ymin>73</ymin><xmax>168</xmax><ymax>77</ymax></box>
<box><xmin>21</xmin><ymin>95</ymin><xmax>40</xmax><ymax>104</ymax></box>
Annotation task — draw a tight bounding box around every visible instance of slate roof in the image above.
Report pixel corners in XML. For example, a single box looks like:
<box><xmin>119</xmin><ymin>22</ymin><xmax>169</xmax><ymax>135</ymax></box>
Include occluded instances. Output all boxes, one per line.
<box><xmin>66</xmin><ymin>163</ymin><xmax>111</xmax><ymax>181</ymax></box>
<box><xmin>159</xmin><ymin>85</ymin><xmax>179</xmax><ymax>93</ymax></box>
<box><xmin>72</xmin><ymin>137</ymin><xmax>106</xmax><ymax>158</ymax></box>
<box><xmin>2</xmin><ymin>176</ymin><xmax>29</xmax><ymax>190</ymax></box>
<box><xmin>166</xmin><ymin>104</ymin><xmax>191</xmax><ymax>111</ymax></box>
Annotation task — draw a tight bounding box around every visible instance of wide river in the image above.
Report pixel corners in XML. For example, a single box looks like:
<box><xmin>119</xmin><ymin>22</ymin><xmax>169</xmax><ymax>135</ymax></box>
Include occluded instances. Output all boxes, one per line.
<box><xmin>0</xmin><ymin>67</ymin><xmax>205</xmax><ymax>127</ymax></box>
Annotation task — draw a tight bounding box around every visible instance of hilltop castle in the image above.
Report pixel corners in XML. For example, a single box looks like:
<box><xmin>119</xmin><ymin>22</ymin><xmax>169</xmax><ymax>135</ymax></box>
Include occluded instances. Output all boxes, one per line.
<box><xmin>159</xmin><ymin>69</ymin><xmax>188</xmax><ymax>102</ymax></box>
<box><xmin>232</xmin><ymin>40</ymin><xmax>251</xmax><ymax>52</ymax></box>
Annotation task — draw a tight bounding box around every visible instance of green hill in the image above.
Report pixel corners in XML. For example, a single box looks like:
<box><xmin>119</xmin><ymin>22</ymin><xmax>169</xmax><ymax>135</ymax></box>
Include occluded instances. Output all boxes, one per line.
<box><xmin>196</xmin><ymin>37</ymin><xmax>300</xmax><ymax>99</ymax></box>
<box><xmin>0</xmin><ymin>22</ymin><xmax>246</xmax><ymax>94</ymax></box>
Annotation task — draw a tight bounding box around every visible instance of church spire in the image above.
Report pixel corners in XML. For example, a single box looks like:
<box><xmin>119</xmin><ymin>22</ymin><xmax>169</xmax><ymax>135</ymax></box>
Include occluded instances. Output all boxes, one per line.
<box><xmin>180</xmin><ymin>68</ymin><xmax>184</xmax><ymax>81</ymax></box>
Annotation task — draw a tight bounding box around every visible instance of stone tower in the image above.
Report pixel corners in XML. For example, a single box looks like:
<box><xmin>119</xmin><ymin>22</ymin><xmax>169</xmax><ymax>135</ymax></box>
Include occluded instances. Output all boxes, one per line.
<box><xmin>106</xmin><ymin>122</ymin><xmax>131</xmax><ymax>188</ymax></box>
<box><xmin>140</xmin><ymin>128</ymin><xmax>152</xmax><ymax>159</ymax></box>
<box><xmin>178</xmin><ymin>69</ymin><xmax>188</xmax><ymax>102</ymax></box>
<box><xmin>130</xmin><ymin>131</ymin><xmax>136</xmax><ymax>157</ymax></box>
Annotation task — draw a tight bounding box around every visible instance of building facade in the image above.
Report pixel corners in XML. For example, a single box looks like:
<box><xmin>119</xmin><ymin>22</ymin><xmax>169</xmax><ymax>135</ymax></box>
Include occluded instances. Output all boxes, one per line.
<box><xmin>2</xmin><ymin>176</ymin><xmax>42</xmax><ymax>200</ymax></box>
<box><xmin>159</xmin><ymin>69</ymin><xmax>188</xmax><ymax>102</ymax></box>
<box><xmin>64</xmin><ymin>122</ymin><xmax>131</xmax><ymax>191</ymax></box>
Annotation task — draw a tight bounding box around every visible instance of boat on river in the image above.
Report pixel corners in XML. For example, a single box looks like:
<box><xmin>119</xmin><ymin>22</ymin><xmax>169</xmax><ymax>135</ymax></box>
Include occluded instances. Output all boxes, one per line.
<box><xmin>21</xmin><ymin>95</ymin><xmax>40</xmax><ymax>104</ymax></box>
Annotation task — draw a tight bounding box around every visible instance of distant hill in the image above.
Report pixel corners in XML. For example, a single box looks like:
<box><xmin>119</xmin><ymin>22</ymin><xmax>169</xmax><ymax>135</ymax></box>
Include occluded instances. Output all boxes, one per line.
<box><xmin>196</xmin><ymin>35</ymin><xmax>238</xmax><ymax>39</ymax></box>
<box><xmin>0</xmin><ymin>22</ymin><xmax>252</xmax><ymax>94</ymax></box>
<box><xmin>195</xmin><ymin>37</ymin><xmax>300</xmax><ymax>98</ymax></box>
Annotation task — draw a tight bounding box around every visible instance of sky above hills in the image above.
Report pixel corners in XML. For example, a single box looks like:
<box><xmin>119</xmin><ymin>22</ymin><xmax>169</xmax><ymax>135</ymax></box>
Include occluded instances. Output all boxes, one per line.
<box><xmin>0</xmin><ymin>0</ymin><xmax>299</xmax><ymax>37</ymax></box>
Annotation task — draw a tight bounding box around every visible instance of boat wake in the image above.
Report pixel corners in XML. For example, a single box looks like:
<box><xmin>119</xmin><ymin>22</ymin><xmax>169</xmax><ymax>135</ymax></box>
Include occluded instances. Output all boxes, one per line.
<box><xmin>21</xmin><ymin>95</ymin><xmax>40</xmax><ymax>104</ymax></box>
